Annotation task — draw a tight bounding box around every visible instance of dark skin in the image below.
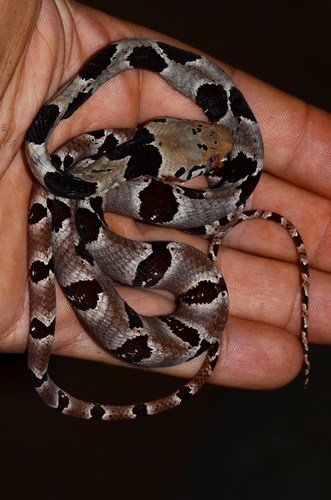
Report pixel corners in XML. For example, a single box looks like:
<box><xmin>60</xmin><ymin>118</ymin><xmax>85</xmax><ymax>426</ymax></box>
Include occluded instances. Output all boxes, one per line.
<box><xmin>0</xmin><ymin>0</ymin><xmax>330</xmax><ymax>390</ymax></box>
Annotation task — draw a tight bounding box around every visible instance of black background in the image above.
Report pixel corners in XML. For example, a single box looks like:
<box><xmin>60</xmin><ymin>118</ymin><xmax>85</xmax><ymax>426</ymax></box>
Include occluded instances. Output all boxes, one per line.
<box><xmin>2</xmin><ymin>1</ymin><xmax>331</xmax><ymax>499</ymax></box>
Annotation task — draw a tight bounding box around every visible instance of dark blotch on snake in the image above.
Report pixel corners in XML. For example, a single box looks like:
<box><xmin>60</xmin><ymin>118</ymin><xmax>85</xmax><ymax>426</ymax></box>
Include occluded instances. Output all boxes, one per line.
<box><xmin>124</xmin><ymin>303</ymin><xmax>144</xmax><ymax>329</ymax></box>
<box><xmin>87</xmin><ymin>129</ymin><xmax>111</xmax><ymax>140</ymax></box>
<box><xmin>209</xmin><ymin>341</ymin><xmax>220</xmax><ymax>357</ymax></box>
<box><xmin>175</xmin><ymin>167</ymin><xmax>186</xmax><ymax>178</ymax></box>
<box><xmin>28</xmin><ymin>202</ymin><xmax>48</xmax><ymax>225</ymax></box>
<box><xmin>47</xmin><ymin>198</ymin><xmax>71</xmax><ymax>232</ymax></box>
<box><xmin>229</xmin><ymin>87</ymin><xmax>256</xmax><ymax>122</ymax></box>
<box><xmin>79</xmin><ymin>43</ymin><xmax>118</xmax><ymax>80</ymax></box>
<box><xmin>160</xmin><ymin>317</ymin><xmax>200</xmax><ymax>347</ymax></box>
<box><xmin>26</xmin><ymin>104</ymin><xmax>60</xmax><ymax>145</ymax></box>
<box><xmin>157</xmin><ymin>42</ymin><xmax>202</xmax><ymax>64</ymax></box>
<box><xmin>50</xmin><ymin>152</ymin><xmax>76</xmax><ymax>172</ymax></box>
<box><xmin>89</xmin><ymin>130</ymin><xmax>106</xmax><ymax>139</ymax></box>
<box><xmin>226</xmin><ymin>153</ymin><xmax>260</xmax><ymax>206</ymax></box>
<box><xmin>227</xmin><ymin>152</ymin><xmax>258</xmax><ymax>183</ymax></box>
<box><xmin>209</xmin><ymin>341</ymin><xmax>220</xmax><ymax>371</ymax></box>
<box><xmin>50</xmin><ymin>154</ymin><xmax>62</xmax><ymax>170</ymax></box>
<box><xmin>99</xmin><ymin>132</ymin><xmax>119</xmax><ymax>155</ymax></box>
<box><xmin>181</xmin><ymin>280</ymin><xmax>221</xmax><ymax>305</ymax></box>
<box><xmin>210</xmin><ymin>242</ymin><xmax>220</xmax><ymax>260</ymax></box>
<box><xmin>210</xmin><ymin>356</ymin><xmax>218</xmax><ymax>371</ymax></box>
<box><xmin>89</xmin><ymin>196</ymin><xmax>105</xmax><ymax>221</ymax></box>
<box><xmin>63</xmin><ymin>154</ymin><xmax>75</xmax><ymax>171</ymax></box>
<box><xmin>30</xmin><ymin>317</ymin><xmax>55</xmax><ymax>340</ymax></box>
<box><xmin>75</xmin><ymin>241</ymin><xmax>94</xmax><ymax>266</ymax></box>
<box><xmin>187</xmin><ymin>164</ymin><xmax>205</xmax><ymax>179</ymax></box>
<box><xmin>265</xmin><ymin>212</ymin><xmax>282</xmax><ymax>224</ymax></box>
<box><xmin>44</xmin><ymin>171</ymin><xmax>97</xmax><ymax>199</ymax></box>
<box><xmin>133</xmin><ymin>242</ymin><xmax>172</xmax><ymax>288</ymax></box>
<box><xmin>193</xmin><ymin>339</ymin><xmax>211</xmax><ymax>358</ymax></box>
<box><xmin>29</xmin><ymin>258</ymin><xmax>53</xmax><ymax>284</ymax></box>
<box><xmin>237</xmin><ymin>175</ymin><xmax>260</xmax><ymax>207</ymax></box>
<box><xmin>293</xmin><ymin>233</ymin><xmax>304</xmax><ymax>248</ymax></box>
<box><xmin>139</xmin><ymin>179</ymin><xmax>178</xmax><ymax>223</ymax></box>
<box><xmin>57</xmin><ymin>390</ymin><xmax>70</xmax><ymax>412</ymax></box>
<box><xmin>90</xmin><ymin>405</ymin><xmax>106</xmax><ymax>420</ymax></box>
<box><xmin>195</xmin><ymin>83</ymin><xmax>228</xmax><ymax>122</ymax></box>
<box><xmin>124</xmin><ymin>145</ymin><xmax>162</xmax><ymax>180</ymax></box>
<box><xmin>115</xmin><ymin>335</ymin><xmax>152</xmax><ymax>363</ymax></box>
<box><xmin>62</xmin><ymin>89</ymin><xmax>94</xmax><ymax>120</ymax></box>
<box><xmin>176</xmin><ymin>386</ymin><xmax>192</xmax><ymax>401</ymax></box>
<box><xmin>104</xmin><ymin>127</ymin><xmax>154</xmax><ymax>164</ymax></box>
<box><xmin>180</xmin><ymin>186</ymin><xmax>205</xmax><ymax>200</ymax></box>
<box><xmin>127</xmin><ymin>45</ymin><xmax>168</xmax><ymax>73</ymax></box>
<box><xmin>132</xmin><ymin>402</ymin><xmax>148</xmax><ymax>417</ymax></box>
<box><xmin>62</xmin><ymin>279</ymin><xmax>103</xmax><ymax>310</ymax></box>
<box><xmin>75</xmin><ymin>207</ymin><xmax>102</xmax><ymax>242</ymax></box>
<box><xmin>28</xmin><ymin>369</ymin><xmax>48</xmax><ymax>389</ymax></box>
<box><xmin>215</xmin><ymin>214</ymin><xmax>231</xmax><ymax>227</ymax></box>
<box><xmin>51</xmin><ymin>153</ymin><xmax>75</xmax><ymax>172</ymax></box>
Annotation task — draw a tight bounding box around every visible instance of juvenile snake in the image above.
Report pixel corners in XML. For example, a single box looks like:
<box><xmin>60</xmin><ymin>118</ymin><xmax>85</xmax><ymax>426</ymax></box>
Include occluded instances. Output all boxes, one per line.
<box><xmin>25</xmin><ymin>39</ymin><xmax>309</xmax><ymax>420</ymax></box>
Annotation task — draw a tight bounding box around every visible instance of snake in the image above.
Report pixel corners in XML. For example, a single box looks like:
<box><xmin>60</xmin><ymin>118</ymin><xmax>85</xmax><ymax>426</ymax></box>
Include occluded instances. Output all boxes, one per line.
<box><xmin>25</xmin><ymin>38</ymin><xmax>309</xmax><ymax>420</ymax></box>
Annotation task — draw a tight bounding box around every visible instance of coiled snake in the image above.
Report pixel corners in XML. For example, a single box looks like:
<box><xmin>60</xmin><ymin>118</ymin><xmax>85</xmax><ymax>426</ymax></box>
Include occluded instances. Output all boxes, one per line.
<box><xmin>25</xmin><ymin>39</ymin><xmax>309</xmax><ymax>420</ymax></box>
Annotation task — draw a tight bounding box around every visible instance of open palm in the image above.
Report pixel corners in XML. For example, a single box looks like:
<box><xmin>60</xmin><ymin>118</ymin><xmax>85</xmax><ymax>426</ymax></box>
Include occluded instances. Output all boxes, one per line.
<box><xmin>0</xmin><ymin>0</ymin><xmax>330</xmax><ymax>390</ymax></box>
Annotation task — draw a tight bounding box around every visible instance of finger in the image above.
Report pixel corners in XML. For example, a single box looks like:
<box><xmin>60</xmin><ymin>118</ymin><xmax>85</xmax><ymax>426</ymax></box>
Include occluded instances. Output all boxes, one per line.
<box><xmin>232</xmin><ymin>172</ymin><xmax>330</xmax><ymax>272</ymax></box>
<box><xmin>53</xmin><ymin>312</ymin><xmax>305</xmax><ymax>390</ymax></box>
<box><xmin>180</xmin><ymin>317</ymin><xmax>304</xmax><ymax>389</ymax></box>
<box><xmin>226</xmin><ymin>69</ymin><xmax>331</xmax><ymax>199</ymax></box>
<box><xmin>217</xmin><ymin>247</ymin><xmax>330</xmax><ymax>344</ymax></box>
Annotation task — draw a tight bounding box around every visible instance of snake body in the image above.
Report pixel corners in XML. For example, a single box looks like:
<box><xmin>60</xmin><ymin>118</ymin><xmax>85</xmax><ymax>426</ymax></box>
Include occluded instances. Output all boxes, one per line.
<box><xmin>25</xmin><ymin>39</ymin><xmax>309</xmax><ymax>420</ymax></box>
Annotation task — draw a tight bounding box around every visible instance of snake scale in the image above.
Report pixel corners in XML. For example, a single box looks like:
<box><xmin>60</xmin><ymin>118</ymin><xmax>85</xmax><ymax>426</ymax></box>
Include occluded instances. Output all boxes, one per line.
<box><xmin>25</xmin><ymin>39</ymin><xmax>309</xmax><ymax>420</ymax></box>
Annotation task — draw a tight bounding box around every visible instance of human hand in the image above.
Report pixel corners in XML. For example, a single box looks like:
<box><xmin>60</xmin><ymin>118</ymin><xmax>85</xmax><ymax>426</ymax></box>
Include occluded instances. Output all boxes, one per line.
<box><xmin>1</xmin><ymin>0</ymin><xmax>330</xmax><ymax>390</ymax></box>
